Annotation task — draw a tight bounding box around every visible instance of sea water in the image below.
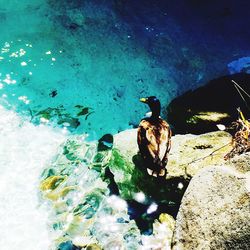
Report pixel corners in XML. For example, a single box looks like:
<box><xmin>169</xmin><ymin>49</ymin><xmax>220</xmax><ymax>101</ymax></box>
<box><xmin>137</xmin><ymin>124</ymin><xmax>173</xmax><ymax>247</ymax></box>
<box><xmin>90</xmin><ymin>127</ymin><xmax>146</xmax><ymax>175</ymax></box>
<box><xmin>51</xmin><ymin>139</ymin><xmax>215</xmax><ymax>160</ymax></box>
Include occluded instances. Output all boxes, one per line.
<box><xmin>0</xmin><ymin>0</ymin><xmax>177</xmax><ymax>140</ymax></box>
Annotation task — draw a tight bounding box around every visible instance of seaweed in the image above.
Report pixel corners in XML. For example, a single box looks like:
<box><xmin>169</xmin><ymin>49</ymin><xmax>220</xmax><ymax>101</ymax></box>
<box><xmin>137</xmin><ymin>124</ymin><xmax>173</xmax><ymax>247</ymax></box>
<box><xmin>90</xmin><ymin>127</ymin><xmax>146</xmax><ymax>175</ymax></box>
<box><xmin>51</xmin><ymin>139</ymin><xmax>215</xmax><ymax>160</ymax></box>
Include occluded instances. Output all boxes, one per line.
<box><xmin>225</xmin><ymin>109</ymin><xmax>250</xmax><ymax>160</ymax></box>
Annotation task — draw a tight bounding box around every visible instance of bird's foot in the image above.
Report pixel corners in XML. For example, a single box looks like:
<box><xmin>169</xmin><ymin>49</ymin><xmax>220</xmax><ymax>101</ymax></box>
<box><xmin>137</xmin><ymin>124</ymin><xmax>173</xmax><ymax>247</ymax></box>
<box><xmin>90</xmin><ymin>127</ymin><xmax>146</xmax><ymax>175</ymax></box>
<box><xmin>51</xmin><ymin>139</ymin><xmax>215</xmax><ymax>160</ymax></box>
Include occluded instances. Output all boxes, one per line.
<box><xmin>147</xmin><ymin>168</ymin><xmax>166</xmax><ymax>178</ymax></box>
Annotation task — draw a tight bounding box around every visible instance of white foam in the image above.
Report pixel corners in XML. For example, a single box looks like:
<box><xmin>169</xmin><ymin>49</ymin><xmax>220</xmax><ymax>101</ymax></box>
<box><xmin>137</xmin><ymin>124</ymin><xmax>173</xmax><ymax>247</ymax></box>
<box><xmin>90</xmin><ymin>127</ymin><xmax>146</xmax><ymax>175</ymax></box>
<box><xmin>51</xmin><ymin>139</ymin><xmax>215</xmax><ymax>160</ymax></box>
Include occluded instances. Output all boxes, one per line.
<box><xmin>0</xmin><ymin>105</ymin><xmax>66</xmax><ymax>250</ymax></box>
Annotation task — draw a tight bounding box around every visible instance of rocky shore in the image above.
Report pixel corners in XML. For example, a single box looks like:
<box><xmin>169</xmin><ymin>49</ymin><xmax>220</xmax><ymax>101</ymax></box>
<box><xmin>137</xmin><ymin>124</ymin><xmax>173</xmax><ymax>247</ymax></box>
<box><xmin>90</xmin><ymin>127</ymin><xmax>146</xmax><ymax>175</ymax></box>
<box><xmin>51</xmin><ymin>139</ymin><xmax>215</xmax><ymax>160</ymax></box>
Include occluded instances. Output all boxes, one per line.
<box><xmin>39</xmin><ymin>126</ymin><xmax>250</xmax><ymax>249</ymax></box>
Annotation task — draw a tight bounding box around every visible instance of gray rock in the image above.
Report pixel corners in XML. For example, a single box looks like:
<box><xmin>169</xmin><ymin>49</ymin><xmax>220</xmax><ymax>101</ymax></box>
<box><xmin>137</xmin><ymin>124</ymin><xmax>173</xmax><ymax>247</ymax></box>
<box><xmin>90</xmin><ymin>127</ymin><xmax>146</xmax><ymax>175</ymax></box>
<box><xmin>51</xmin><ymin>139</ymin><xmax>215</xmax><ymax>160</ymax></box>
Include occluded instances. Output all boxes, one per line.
<box><xmin>172</xmin><ymin>164</ymin><xmax>250</xmax><ymax>250</ymax></box>
<box><xmin>113</xmin><ymin>129</ymin><xmax>233</xmax><ymax>179</ymax></box>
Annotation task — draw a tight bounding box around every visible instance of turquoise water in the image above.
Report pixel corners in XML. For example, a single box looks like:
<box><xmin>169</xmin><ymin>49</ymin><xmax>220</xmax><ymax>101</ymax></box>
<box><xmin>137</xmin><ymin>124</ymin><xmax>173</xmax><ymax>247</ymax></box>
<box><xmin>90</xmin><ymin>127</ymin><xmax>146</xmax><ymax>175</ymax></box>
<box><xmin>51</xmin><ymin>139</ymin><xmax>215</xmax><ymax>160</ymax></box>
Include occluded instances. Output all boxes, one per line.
<box><xmin>0</xmin><ymin>0</ymin><xmax>177</xmax><ymax>139</ymax></box>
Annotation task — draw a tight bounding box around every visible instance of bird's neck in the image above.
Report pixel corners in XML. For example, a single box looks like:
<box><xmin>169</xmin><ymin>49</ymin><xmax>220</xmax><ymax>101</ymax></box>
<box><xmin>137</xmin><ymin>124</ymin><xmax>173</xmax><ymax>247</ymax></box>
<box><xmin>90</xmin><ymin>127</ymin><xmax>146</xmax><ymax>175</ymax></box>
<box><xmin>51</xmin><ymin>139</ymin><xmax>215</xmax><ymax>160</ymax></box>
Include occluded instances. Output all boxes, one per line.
<box><xmin>151</xmin><ymin>109</ymin><xmax>160</xmax><ymax>120</ymax></box>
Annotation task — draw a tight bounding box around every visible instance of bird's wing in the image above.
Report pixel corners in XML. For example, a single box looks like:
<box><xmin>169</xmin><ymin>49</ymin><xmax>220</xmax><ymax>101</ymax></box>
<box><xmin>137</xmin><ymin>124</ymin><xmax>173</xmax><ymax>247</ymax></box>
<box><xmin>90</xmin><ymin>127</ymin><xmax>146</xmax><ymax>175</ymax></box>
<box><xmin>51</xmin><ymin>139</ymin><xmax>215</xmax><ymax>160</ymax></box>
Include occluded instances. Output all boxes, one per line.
<box><xmin>138</xmin><ymin>120</ymin><xmax>159</xmax><ymax>161</ymax></box>
<box><xmin>159</xmin><ymin>120</ymin><xmax>172</xmax><ymax>165</ymax></box>
<box><xmin>137</xmin><ymin>120</ymin><xmax>151</xmax><ymax>158</ymax></box>
<box><xmin>138</xmin><ymin>119</ymin><xmax>171</xmax><ymax>164</ymax></box>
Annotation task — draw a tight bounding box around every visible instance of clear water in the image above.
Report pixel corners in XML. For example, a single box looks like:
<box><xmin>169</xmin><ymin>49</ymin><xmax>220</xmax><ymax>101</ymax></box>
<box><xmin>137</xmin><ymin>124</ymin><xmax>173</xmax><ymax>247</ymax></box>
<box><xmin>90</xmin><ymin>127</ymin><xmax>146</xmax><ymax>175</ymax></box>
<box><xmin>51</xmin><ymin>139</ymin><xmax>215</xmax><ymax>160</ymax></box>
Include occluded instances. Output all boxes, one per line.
<box><xmin>0</xmin><ymin>0</ymin><xmax>176</xmax><ymax>139</ymax></box>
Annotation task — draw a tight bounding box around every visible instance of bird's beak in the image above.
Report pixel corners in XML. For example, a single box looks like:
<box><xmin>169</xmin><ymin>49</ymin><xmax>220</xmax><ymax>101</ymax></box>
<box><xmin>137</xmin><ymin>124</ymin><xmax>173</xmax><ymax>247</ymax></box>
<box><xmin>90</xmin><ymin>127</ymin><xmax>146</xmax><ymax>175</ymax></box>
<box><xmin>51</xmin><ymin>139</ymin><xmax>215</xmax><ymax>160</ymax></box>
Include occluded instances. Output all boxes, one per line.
<box><xmin>140</xmin><ymin>97</ymin><xmax>147</xmax><ymax>103</ymax></box>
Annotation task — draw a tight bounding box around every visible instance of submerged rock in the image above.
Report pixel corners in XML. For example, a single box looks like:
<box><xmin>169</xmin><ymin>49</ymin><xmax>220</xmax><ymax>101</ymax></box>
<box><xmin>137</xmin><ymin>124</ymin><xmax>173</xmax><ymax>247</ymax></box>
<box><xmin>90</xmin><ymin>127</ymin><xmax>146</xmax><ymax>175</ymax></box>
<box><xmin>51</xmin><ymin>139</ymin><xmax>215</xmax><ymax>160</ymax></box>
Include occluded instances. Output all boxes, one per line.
<box><xmin>31</xmin><ymin>106</ymin><xmax>81</xmax><ymax>130</ymax></box>
<box><xmin>39</xmin><ymin>135</ymin><xmax>142</xmax><ymax>249</ymax></box>
<box><xmin>141</xmin><ymin>213</ymin><xmax>175</xmax><ymax>249</ymax></box>
<box><xmin>172</xmin><ymin>160</ymin><xmax>250</xmax><ymax>250</ymax></box>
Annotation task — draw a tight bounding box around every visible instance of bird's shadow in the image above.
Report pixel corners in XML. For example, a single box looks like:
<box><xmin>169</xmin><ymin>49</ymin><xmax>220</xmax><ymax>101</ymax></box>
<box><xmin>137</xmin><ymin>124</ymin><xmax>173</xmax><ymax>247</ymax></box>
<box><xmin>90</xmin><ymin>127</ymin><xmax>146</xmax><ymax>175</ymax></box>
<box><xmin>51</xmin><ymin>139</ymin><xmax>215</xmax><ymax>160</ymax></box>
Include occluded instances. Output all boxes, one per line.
<box><xmin>129</xmin><ymin>153</ymin><xmax>190</xmax><ymax>227</ymax></box>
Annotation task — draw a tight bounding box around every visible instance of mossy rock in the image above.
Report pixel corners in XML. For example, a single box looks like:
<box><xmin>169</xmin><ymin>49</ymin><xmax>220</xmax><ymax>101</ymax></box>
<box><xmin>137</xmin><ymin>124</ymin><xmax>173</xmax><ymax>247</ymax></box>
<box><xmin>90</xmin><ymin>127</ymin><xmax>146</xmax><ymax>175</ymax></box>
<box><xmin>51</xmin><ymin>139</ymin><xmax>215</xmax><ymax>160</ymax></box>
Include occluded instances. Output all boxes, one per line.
<box><xmin>45</xmin><ymin>185</ymin><xmax>77</xmax><ymax>201</ymax></box>
<box><xmin>86</xmin><ymin>244</ymin><xmax>102</xmax><ymax>250</ymax></box>
<box><xmin>40</xmin><ymin>175</ymin><xmax>67</xmax><ymax>191</ymax></box>
<box><xmin>107</xmin><ymin>149</ymin><xmax>188</xmax><ymax>204</ymax></box>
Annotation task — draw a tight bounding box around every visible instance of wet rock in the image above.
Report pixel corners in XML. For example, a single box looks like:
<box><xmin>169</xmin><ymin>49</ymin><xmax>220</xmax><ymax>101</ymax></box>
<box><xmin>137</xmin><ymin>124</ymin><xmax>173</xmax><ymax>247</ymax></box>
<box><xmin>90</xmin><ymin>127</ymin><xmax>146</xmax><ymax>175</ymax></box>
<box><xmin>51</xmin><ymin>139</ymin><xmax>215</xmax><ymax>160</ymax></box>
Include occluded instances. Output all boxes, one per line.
<box><xmin>40</xmin><ymin>135</ymin><xmax>142</xmax><ymax>249</ymax></box>
<box><xmin>141</xmin><ymin>213</ymin><xmax>175</xmax><ymax>249</ymax></box>
<box><xmin>172</xmin><ymin>163</ymin><xmax>250</xmax><ymax>250</ymax></box>
<box><xmin>98</xmin><ymin>134</ymin><xmax>113</xmax><ymax>151</ymax></box>
<box><xmin>112</xmin><ymin>129</ymin><xmax>190</xmax><ymax>233</ymax></box>
<box><xmin>40</xmin><ymin>175</ymin><xmax>66</xmax><ymax>191</ymax></box>
<box><xmin>113</xmin><ymin>129</ymin><xmax>233</xmax><ymax>179</ymax></box>
<box><xmin>166</xmin><ymin>73</ymin><xmax>250</xmax><ymax>134</ymax></box>
<box><xmin>86</xmin><ymin>244</ymin><xmax>102</xmax><ymax>250</ymax></box>
<box><xmin>58</xmin><ymin>241</ymin><xmax>81</xmax><ymax>250</ymax></box>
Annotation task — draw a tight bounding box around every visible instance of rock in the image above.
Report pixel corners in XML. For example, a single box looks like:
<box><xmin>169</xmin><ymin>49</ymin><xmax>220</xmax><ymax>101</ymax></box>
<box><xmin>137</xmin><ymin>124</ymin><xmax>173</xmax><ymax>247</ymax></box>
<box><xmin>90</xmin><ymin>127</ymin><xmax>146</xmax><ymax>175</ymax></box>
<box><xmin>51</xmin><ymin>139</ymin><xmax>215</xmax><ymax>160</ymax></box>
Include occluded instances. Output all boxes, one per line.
<box><xmin>32</xmin><ymin>106</ymin><xmax>81</xmax><ymax>130</ymax></box>
<box><xmin>40</xmin><ymin>175</ymin><xmax>67</xmax><ymax>191</ymax></box>
<box><xmin>168</xmin><ymin>131</ymin><xmax>233</xmax><ymax>178</ymax></box>
<box><xmin>86</xmin><ymin>244</ymin><xmax>102</xmax><ymax>250</ymax></box>
<box><xmin>114</xmin><ymin>129</ymin><xmax>233</xmax><ymax>178</ymax></box>
<box><xmin>166</xmin><ymin>73</ymin><xmax>250</xmax><ymax>134</ymax></box>
<box><xmin>228</xmin><ymin>57</ymin><xmax>250</xmax><ymax>74</ymax></box>
<box><xmin>141</xmin><ymin>213</ymin><xmax>175</xmax><ymax>249</ymax></box>
<box><xmin>97</xmin><ymin>133</ymin><xmax>113</xmax><ymax>151</ymax></box>
<box><xmin>172</xmin><ymin>162</ymin><xmax>250</xmax><ymax>250</ymax></box>
<box><xmin>58</xmin><ymin>241</ymin><xmax>81</xmax><ymax>250</ymax></box>
<box><xmin>40</xmin><ymin>135</ymin><xmax>142</xmax><ymax>250</ymax></box>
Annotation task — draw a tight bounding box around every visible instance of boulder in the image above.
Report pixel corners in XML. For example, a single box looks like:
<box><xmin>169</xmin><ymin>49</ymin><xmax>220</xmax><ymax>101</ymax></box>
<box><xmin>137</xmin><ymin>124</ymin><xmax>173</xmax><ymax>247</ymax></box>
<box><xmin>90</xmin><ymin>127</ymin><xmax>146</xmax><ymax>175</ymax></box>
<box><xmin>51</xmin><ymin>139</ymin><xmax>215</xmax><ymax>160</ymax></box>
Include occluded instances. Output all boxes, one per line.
<box><xmin>166</xmin><ymin>73</ymin><xmax>250</xmax><ymax>134</ymax></box>
<box><xmin>172</xmin><ymin>159</ymin><xmax>250</xmax><ymax>250</ymax></box>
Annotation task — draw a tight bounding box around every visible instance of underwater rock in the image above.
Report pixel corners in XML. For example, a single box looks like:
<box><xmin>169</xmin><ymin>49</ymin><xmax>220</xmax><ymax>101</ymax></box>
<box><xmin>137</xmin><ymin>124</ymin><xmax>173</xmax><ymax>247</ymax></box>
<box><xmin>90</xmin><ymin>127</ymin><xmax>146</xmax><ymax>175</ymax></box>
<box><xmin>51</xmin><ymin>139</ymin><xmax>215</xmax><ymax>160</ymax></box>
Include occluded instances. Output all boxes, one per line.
<box><xmin>32</xmin><ymin>106</ymin><xmax>80</xmax><ymax>130</ymax></box>
<box><xmin>141</xmin><ymin>213</ymin><xmax>175</xmax><ymax>249</ymax></box>
<box><xmin>97</xmin><ymin>134</ymin><xmax>113</xmax><ymax>151</ymax></box>
<box><xmin>172</xmin><ymin>162</ymin><xmax>250</xmax><ymax>250</ymax></box>
<box><xmin>39</xmin><ymin>135</ymin><xmax>142</xmax><ymax>249</ymax></box>
<box><xmin>40</xmin><ymin>175</ymin><xmax>67</xmax><ymax>191</ymax></box>
<box><xmin>85</xmin><ymin>244</ymin><xmax>102</xmax><ymax>250</ymax></box>
<box><xmin>166</xmin><ymin>73</ymin><xmax>250</xmax><ymax>134</ymax></box>
<box><xmin>58</xmin><ymin>241</ymin><xmax>81</xmax><ymax>250</ymax></box>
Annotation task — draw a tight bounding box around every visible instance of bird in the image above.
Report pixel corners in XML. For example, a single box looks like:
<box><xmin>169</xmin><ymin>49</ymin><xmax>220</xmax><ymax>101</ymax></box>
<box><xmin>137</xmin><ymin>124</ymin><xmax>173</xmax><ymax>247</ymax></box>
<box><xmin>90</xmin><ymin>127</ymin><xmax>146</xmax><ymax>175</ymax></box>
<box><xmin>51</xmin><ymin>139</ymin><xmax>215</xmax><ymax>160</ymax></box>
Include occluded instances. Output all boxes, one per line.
<box><xmin>137</xmin><ymin>96</ymin><xmax>172</xmax><ymax>177</ymax></box>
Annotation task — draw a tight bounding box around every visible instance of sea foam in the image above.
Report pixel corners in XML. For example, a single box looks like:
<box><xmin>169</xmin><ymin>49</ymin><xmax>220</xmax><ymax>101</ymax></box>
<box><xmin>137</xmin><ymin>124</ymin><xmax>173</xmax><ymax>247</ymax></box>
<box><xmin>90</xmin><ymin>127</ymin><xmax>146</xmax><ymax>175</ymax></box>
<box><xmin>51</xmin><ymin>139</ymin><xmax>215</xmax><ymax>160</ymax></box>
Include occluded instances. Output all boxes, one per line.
<box><xmin>0</xmin><ymin>105</ymin><xmax>66</xmax><ymax>250</ymax></box>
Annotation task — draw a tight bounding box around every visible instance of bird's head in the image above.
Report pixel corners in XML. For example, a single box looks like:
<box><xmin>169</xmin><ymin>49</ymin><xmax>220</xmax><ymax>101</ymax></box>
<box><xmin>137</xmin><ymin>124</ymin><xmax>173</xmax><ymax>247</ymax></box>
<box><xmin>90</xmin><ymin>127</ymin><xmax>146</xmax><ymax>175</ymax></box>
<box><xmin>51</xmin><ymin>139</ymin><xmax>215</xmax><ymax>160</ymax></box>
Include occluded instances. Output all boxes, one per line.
<box><xmin>140</xmin><ymin>96</ymin><xmax>161</xmax><ymax>118</ymax></box>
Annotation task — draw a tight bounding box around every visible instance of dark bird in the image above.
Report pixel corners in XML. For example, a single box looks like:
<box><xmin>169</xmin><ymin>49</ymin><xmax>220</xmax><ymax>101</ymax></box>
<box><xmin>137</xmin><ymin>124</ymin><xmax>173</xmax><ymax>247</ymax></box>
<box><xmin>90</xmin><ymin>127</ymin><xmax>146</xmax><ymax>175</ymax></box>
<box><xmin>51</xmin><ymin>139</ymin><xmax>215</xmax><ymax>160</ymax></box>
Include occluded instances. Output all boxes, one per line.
<box><xmin>137</xmin><ymin>96</ymin><xmax>172</xmax><ymax>177</ymax></box>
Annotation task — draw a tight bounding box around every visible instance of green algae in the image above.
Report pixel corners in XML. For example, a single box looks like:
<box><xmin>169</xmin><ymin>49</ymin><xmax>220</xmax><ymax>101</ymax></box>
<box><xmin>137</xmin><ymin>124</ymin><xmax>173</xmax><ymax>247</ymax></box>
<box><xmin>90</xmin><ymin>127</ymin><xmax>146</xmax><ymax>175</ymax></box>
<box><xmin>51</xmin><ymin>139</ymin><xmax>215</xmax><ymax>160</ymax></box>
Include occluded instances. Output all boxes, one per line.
<box><xmin>32</xmin><ymin>105</ymin><xmax>81</xmax><ymax>129</ymax></box>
